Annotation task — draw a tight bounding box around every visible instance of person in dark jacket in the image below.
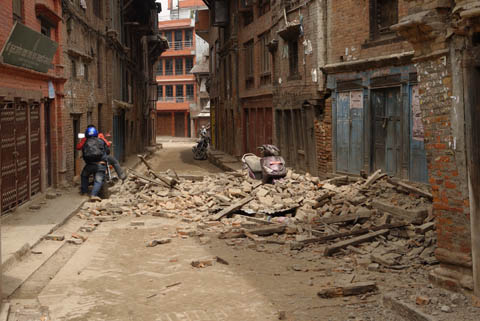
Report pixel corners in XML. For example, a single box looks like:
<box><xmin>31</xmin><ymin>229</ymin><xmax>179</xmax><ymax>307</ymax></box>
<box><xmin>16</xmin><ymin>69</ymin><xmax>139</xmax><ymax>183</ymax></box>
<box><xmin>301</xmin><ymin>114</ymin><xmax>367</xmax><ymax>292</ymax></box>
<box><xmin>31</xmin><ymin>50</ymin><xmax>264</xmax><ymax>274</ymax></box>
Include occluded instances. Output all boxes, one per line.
<box><xmin>78</xmin><ymin>126</ymin><xmax>108</xmax><ymax>201</ymax></box>
<box><xmin>76</xmin><ymin>125</ymin><xmax>127</xmax><ymax>181</ymax></box>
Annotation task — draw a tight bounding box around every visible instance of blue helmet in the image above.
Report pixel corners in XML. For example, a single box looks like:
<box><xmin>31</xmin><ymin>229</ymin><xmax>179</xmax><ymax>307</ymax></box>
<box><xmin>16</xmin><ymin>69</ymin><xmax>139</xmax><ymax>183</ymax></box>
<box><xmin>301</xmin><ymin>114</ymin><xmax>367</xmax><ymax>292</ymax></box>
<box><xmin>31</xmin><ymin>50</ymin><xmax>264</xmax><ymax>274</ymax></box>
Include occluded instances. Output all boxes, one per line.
<box><xmin>85</xmin><ymin>126</ymin><xmax>98</xmax><ymax>138</ymax></box>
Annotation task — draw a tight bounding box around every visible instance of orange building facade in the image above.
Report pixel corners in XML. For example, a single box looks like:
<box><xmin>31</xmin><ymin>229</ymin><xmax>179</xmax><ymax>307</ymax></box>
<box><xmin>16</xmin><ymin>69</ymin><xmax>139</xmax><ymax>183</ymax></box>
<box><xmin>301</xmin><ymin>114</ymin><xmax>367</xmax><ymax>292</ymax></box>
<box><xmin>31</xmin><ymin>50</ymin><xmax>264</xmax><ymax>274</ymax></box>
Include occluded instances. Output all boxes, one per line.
<box><xmin>156</xmin><ymin>19</ymin><xmax>196</xmax><ymax>137</ymax></box>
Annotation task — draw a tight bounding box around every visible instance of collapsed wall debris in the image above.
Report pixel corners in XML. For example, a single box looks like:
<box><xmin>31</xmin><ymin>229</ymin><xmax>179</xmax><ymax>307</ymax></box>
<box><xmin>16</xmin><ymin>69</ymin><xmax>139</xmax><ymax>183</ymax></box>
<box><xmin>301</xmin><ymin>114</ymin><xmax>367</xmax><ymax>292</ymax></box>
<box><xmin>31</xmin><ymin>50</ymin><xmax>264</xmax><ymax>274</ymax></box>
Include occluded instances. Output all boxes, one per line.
<box><xmin>75</xmin><ymin>156</ymin><xmax>436</xmax><ymax>271</ymax></box>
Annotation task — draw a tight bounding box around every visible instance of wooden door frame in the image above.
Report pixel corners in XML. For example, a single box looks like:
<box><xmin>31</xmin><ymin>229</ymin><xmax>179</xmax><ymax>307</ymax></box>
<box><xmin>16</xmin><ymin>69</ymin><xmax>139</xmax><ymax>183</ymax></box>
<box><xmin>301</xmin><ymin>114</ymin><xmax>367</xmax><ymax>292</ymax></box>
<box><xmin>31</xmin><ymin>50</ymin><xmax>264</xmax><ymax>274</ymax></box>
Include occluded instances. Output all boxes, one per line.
<box><xmin>370</xmin><ymin>85</ymin><xmax>402</xmax><ymax>176</ymax></box>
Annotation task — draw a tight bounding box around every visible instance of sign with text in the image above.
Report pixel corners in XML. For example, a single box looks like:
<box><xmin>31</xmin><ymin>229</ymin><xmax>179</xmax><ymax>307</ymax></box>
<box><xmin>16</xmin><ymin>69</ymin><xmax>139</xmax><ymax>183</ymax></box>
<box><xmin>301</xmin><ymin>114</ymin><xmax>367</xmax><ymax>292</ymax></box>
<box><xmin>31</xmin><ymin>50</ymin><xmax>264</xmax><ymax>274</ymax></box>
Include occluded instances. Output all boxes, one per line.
<box><xmin>411</xmin><ymin>85</ymin><xmax>424</xmax><ymax>141</ymax></box>
<box><xmin>1</xmin><ymin>22</ymin><xmax>58</xmax><ymax>73</ymax></box>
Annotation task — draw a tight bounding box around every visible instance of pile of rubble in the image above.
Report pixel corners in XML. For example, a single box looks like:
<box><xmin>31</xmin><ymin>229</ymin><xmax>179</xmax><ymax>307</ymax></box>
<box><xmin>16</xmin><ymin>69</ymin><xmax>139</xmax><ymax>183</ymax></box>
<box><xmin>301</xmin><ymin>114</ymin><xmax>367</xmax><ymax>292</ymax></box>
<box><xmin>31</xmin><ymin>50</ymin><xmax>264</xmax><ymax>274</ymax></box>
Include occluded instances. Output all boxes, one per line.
<box><xmin>75</xmin><ymin>156</ymin><xmax>436</xmax><ymax>270</ymax></box>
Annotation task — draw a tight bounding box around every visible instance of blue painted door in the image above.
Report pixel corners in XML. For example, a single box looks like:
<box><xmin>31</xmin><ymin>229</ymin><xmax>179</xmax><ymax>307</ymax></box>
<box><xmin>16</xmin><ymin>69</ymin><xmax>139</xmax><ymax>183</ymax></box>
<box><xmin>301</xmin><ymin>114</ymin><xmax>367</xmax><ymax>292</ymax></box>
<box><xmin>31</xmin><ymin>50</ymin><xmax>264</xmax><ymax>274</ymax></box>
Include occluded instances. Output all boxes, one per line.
<box><xmin>372</xmin><ymin>87</ymin><xmax>401</xmax><ymax>176</ymax></box>
<box><xmin>336</xmin><ymin>91</ymin><xmax>364</xmax><ymax>174</ymax></box>
<box><xmin>409</xmin><ymin>85</ymin><xmax>428</xmax><ymax>182</ymax></box>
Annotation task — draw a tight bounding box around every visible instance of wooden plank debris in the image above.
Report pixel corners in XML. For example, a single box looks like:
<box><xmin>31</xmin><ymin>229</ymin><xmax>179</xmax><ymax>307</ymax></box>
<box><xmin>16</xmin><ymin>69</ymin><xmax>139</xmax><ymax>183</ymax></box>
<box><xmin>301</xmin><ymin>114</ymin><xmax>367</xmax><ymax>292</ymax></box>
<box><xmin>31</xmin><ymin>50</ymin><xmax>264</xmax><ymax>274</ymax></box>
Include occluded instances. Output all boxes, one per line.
<box><xmin>324</xmin><ymin>229</ymin><xmax>389</xmax><ymax>256</ymax></box>
<box><xmin>387</xmin><ymin>178</ymin><xmax>433</xmax><ymax>200</ymax></box>
<box><xmin>300</xmin><ymin>223</ymin><xmax>405</xmax><ymax>245</ymax></box>
<box><xmin>129</xmin><ymin>168</ymin><xmax>168</xmax><ymax>187</ymax></box>
<box><xmin>317</xmin><ymin>282</ymin><xmax>377</xmax><ymax>298</ymax></box>
<box><xmin>415</xmin><ymin>222</ymin><xmax>435</xmax><ymax>234</ymax></box>
<box><xmin>363</xmin><ymin>169</ymin><xmax>382</xmax><ymax>188</ymax></box>
<box><xmin>371</xmin><ymin>200</ymin><xmax>428</xmax><ymax>225</ymax></box>
<box><xmin>316</xmin><ymin>210</ymin><xmax>373</xmax><ymax>225</ymax></box>
<box><xmin>137</xmin><ymin>154</ymin><xmax>178</xmax><ymax>187</ymax></box>
<box><xmin>211</xmin><ymin>196</ymin><xmax>254</xmax><ymax>220</ymax></box>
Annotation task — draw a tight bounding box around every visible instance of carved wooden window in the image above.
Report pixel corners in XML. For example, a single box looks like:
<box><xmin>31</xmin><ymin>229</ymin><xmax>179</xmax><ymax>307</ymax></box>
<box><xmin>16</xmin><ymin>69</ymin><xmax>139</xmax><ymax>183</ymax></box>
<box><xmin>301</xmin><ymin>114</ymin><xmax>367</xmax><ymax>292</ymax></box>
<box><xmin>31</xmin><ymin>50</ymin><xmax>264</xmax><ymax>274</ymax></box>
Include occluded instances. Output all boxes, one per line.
<box><xmin>370</xmin><ymin>0</ymin><xmax>398</xmax><ymax>39</ymax></box>
<box><xmin>244</xmin><ymin>40</ymin><xmax>254</xmax><ymax>88</ymax></box>
<box><xmin>288</xmin><ymin>40</ymin><xmax>298</xmax><ymax>76</ymax></box>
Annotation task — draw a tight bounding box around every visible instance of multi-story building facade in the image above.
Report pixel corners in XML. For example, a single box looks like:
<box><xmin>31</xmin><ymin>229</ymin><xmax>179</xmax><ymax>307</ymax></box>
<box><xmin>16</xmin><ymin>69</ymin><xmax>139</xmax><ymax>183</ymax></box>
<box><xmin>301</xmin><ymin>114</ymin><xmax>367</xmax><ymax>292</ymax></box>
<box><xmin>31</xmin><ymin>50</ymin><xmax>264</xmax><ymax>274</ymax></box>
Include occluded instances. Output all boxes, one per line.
<box><xmin>197</xmin><ymin>0</ymin><xmax>329</xmax><ymax>175</ymax></box>
<box><xmin>156</xmin><ymin>18</ymin><xmax>197</xmax><ymax>137</ymax></box>
<box><xmin>393</xmin><ymin>0</ymin><xmax>480</xmax><ymax>298</ymax></box>
<box><xmin>0</xmin><ymin>0</ymin><xmax>64</xmax><ymax>213</ymax></box>
<box><xmin>62</xmin><ymin>0</ymin><xmax>166</xmax><ymax>179</ymax></box>
<box><xmin>155</xmin><ymin>0</ymin><xmax>209</xmax><ymax>138</ymax></box>
<box><xmin>200</xmin><ymin>0</ymin><xmax>480</xmax><ymax>299</ymax></box>
<box><xmin>0</xmin><ymin>0</ymin><xmax>166</xmax><ymax>214</ymax></box>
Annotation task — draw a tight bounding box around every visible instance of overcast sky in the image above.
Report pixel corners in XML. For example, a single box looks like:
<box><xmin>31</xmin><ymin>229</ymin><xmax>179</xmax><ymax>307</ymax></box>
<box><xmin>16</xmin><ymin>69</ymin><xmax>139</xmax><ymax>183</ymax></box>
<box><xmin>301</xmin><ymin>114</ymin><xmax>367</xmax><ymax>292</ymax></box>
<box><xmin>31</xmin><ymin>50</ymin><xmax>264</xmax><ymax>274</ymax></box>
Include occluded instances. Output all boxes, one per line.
<box><xmin>157</xmin><ymin>0</ymin><xmax>171</xmax><ymax>21</ymax></box>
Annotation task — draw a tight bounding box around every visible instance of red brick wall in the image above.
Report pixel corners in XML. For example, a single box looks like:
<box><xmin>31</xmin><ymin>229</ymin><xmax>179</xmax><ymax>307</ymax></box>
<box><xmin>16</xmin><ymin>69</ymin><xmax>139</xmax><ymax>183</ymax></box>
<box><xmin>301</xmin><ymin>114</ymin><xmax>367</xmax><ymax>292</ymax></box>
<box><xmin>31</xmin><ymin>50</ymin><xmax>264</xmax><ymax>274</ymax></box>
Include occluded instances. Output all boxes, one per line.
<box><xmin>315</xmin><ymin>97</ymin><xmax>333</xmax><ymax>178</ymax></box>
<box><xmin>327</xmin><ymin>0</ymin><xmax>412</xmax><ymax>64</ymax></box>
<box><xmin>0</xmin><ymin>0</ymin><xmax>65</xmax><ymax>188</ymax></box>
<box><xmin>417</xmin><ymin>55</ymin><xmax>471</xmax><ymax>259</ymax></box>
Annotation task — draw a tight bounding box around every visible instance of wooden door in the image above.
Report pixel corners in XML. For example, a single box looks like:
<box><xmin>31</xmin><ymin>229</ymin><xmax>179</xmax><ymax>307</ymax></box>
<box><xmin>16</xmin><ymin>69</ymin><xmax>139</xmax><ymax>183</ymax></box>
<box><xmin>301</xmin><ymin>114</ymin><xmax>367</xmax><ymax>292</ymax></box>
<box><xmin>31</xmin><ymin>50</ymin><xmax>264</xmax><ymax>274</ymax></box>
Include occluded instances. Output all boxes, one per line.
<box><xmin>372</xmin><ymin>87</ymin><xmax>401</xmax><ymax>176</ymax></box>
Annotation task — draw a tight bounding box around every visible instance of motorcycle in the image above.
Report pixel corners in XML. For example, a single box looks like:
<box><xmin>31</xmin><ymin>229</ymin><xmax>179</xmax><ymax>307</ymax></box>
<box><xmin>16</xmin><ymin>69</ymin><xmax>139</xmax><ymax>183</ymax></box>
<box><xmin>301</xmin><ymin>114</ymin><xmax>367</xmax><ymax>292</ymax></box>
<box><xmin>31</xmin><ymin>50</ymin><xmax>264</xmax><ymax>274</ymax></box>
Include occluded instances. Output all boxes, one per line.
<box><xmin>241</xmin><ymin>144</ymin><xmax>287</xmax><ymax>184</ymax></box>
<box><xmin>192</xmin><ymin>126</ymin><xmax>210</xmax><ymax>160</ymax></box>
<box><xmin>78</xmin><ymin>133</ymin><xmax>118</xmax><ymax>199</ymax></box>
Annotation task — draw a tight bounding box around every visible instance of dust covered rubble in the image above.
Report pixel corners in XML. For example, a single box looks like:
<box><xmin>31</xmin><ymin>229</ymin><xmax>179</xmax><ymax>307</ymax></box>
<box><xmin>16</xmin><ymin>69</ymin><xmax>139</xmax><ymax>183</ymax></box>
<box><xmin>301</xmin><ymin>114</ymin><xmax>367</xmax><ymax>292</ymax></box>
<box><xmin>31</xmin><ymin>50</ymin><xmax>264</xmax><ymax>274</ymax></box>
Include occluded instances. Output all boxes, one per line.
<box><xmin>75</xmin><ymin>167</ymin><xmax>436</xmax><ymax>267</ymax></box>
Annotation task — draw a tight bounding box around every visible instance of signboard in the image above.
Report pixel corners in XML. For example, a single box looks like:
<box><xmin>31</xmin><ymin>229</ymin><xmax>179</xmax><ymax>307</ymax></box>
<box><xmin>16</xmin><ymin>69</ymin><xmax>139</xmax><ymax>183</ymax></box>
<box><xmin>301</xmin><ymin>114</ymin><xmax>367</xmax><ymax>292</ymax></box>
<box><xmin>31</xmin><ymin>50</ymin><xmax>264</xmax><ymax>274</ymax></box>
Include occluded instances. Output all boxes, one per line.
<box><xmin>411</xmin><ymin>85</ymin><xmax>424</xmax><ymax>141</ymax></box>
<box><xmin>1</xmin><ymin>22</ymin><xmax>58</xmax><ymax>73</ymax></box>
<box><xmin>350</xmin><ymin>90</ymin><xmax>363</xmax><ymax>109</ymax></box>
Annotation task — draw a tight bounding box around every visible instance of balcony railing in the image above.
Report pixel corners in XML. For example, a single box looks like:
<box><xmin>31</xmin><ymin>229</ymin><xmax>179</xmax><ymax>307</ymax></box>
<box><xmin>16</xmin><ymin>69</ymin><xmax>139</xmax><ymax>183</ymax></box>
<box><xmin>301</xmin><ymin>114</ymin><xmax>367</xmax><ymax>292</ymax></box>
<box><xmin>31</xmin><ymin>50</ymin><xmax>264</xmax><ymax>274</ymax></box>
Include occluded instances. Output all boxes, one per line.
<box><xmin>167</xmin><ymin>40</ymin><xmax>194</xmax><ymax>50</ymax></box>
<box><xmin>158</xmin><ymin>96</ymin><xmax>194</xmax><ymax>102</ymax></box>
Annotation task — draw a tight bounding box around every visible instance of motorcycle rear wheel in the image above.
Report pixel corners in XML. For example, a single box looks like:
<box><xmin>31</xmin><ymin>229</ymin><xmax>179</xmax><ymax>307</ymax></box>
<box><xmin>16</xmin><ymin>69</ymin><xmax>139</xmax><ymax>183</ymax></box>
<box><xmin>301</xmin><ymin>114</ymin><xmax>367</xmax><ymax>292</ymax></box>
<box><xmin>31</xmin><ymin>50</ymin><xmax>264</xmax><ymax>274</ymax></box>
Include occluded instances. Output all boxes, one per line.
<box><xmin>194</xmin><ymin>148</ymin><xmax>207</xmax><ymax>160</ymax></box>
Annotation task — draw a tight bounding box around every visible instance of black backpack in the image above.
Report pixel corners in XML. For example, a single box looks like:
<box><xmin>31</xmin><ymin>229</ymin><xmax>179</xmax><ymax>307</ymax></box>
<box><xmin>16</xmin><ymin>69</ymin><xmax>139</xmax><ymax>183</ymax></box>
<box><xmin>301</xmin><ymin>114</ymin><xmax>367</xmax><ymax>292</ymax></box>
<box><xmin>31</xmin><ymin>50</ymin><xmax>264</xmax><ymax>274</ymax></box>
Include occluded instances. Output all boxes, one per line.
<box><xmin>82</xmin><ymin>137</ymin><xmax>106</xmax><ymax>163</ymax></box>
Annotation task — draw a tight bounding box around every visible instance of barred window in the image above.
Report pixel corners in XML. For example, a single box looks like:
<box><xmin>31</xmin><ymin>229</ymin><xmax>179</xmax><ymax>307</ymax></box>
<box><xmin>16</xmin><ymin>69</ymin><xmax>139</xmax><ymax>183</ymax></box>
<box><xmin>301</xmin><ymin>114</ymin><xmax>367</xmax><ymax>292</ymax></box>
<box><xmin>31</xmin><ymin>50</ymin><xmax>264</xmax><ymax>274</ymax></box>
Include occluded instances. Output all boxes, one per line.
<box><xmin>165</xmin><ymin>85</ymin><xmax>173</xmax><ymax>101</ymax></box>
<box><xmin>176</xmin><ymin>85</ymin><xmax>184</xmax><ymax>102</ymax></box>
<box><xmin>370</xmin><ymin>0</ymin><xmax>398</xmax><ymax>39</ymax></box>
<box><xmin>185</xmin><ymin>57</ymin><xmax>193</xmax><ymax>74</ymax></box>
<box><xmin>157</xmin><ymin>60</ymin><xmax>163</xmax><ymax>75</ymax></box>
<box><xmin>175</xmin><ymin>58</ymin><xmax>183</xmax><ymax>75</ymax></box>
<box><xmin>288</xmin><ymin>40</ymin><xmax>298</xmax><ymax>76</ymax></box>
<box><xmin>174</xmin><ymin>30</ymin><xmax>183</xmax><ymax>50</ymax></box>
<box><xmin>157</xmin><ymin>85</ymin><xmax>163</xmax><ymax>101</ymax></box>
<box><xmin>186</xmin><ymin>84</ymin><xmax>194</xmax><ymax>101</ymax></box>
<box><xmin>165</xmin><ymin>59</ymin><xmax>173</xmax><ymax>75</ymax></box>
<box><xmin>185</xmin><ymin>30</ymin><xmax>193</xmax><ymax>47</ymax></box>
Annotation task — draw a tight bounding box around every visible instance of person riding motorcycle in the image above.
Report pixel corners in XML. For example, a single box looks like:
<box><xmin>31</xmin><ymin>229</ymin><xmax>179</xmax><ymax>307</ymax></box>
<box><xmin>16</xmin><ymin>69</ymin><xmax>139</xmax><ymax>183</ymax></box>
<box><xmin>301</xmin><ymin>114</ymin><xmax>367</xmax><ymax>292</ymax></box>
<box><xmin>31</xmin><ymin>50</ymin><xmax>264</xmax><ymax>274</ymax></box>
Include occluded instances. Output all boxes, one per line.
<box><xmin>77</xmin><ymin>126</ymin><xmax>109</xmax><ymax>201</ymax></box>
<box><xmin>76</xmin><ymin>125</ymin><xmax>127</xmax><ymax>181</ymax></box>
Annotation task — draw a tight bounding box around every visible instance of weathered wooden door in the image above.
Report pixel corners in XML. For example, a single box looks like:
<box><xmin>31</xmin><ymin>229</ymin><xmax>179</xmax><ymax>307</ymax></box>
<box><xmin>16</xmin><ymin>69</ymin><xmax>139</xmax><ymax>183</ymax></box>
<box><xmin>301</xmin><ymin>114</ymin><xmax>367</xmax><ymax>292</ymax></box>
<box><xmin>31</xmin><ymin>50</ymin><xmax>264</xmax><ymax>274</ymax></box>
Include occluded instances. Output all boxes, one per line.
<box><xmin>0</xmin><ymin>102</ymin><xmax>32</xmax><ymax>213</ymax></box>
<box><xmin>409</xmin><ymin>85</ymin><xmax>428</xmax><ymax>182</ymax></box>
<box><xmin>372</xmin><ymin>87</ymin><xmax>401</xmax><ymax>176</ymax></box>
<box><xmin>336</xmin><ymin>91</ymin><xmax>364</xmax><ymax>174</ymax></box>
<box><xmin>30</xmin><ymin>104</ymin><xmax>41</xmax><ymax>196</ymax></box>
<box><xmin>174</xmin><ymin>112</ymin><xmax>185</xmax><ymax>137</ymax></box>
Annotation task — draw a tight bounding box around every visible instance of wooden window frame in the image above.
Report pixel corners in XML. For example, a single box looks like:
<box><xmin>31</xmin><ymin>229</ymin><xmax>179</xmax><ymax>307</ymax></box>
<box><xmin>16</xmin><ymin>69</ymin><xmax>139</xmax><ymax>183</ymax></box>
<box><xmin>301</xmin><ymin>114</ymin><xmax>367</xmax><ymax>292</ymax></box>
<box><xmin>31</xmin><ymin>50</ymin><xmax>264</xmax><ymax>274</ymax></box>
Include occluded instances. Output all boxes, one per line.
<box><xmin>175</xmin><ymin>58</ymin><xmax>183</xmax><ymax>75</ymax></box>
<box><xmin>369</xmin><ymin>0</ymin><xmax>398</xmax><ymax>40</ymax></box>
<box><xmin>288</xmin><ymin>39</ymin><xmax>299</xmax><ymax>77</ymax></box>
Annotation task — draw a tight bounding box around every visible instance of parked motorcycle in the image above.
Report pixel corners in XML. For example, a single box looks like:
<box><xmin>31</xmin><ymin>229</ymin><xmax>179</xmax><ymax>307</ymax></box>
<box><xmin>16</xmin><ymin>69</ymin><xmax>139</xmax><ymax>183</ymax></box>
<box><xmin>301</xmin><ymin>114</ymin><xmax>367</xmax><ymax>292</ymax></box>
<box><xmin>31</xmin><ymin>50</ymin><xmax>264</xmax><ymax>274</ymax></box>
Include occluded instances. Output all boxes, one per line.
<box><xmin>241</xmin><ymin>144</ymin><xmax>287</xmax><ymax>184</ymax></box>
<box><xmin>192</xmin><ymin>126</ymin><xmax>210</xmax><ymax>160</ymax></box>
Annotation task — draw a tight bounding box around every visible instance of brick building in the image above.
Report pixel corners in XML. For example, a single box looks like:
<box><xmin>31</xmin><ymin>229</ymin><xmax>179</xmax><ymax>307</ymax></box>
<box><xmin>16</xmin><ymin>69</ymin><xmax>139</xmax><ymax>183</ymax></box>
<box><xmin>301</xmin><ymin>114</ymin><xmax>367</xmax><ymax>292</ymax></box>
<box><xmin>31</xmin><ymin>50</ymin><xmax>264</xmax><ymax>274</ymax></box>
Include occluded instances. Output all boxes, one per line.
<box><xmin>156</xmin><ymin>18</ymin><xmax>197</xmax><ymax>137</ymax></box>
<box><xmin>0</xmin><ymin>0</ymin><xmax>64</xmax><ymax>213</ymax></box>
<box><xmin>0</xmin><ymin>0</ymin><xmax>166</xmax><ymax>214</ymax></box>
<box><xmin>155</xmin><ymin>0</ymin><xmax>208</xmax><ymax>138</ymax></box>
<box><xmin>324</xmin><ymin>0</ymin><xmax>427</xmax><ymax>183</ymax></box>
<box><xmin>197</xmin><ymin>0</ymin><xmax>274</xmax><ymax>159</ymax></box>
<box><xmin>270</xmin><ymin>0</ymin><xmax>328</xmax><ymax>176</ymax></box>
<box><xmin>198</xmin><ymin>0</ymin><xmax>330</xmax><ymax>176</ymax></box>
<box><xmin>393</xmin><ymin>0</ymin><xmax>480</xmax><ymax>298</ymax></box>
<box><xmin>62</xmin><ymin>0</ymin><xmax>167</xmax><ymax>180</ymax></box>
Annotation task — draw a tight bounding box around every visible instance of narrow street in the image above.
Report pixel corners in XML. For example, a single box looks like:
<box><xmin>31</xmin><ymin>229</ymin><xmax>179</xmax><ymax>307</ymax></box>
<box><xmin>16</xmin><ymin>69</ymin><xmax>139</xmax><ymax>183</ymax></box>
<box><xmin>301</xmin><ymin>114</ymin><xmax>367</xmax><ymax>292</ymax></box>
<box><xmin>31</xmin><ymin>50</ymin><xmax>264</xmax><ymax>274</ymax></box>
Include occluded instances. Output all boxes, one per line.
<box><xmin>4</xmin><ymin>143</ymin><xmax>479</xmax><ymax>321</ymax></box>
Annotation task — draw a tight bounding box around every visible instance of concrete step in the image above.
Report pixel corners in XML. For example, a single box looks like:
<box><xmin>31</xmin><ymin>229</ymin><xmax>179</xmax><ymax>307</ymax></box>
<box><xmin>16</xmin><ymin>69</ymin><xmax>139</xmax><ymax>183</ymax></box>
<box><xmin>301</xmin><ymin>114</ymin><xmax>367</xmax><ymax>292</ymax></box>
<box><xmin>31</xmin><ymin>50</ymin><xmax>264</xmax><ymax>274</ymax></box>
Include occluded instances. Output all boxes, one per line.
<box><xmin>383</xmin><ymin>293</ymin><xmax>438</xmax><ymax>321</ymax></box>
